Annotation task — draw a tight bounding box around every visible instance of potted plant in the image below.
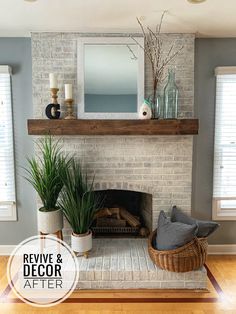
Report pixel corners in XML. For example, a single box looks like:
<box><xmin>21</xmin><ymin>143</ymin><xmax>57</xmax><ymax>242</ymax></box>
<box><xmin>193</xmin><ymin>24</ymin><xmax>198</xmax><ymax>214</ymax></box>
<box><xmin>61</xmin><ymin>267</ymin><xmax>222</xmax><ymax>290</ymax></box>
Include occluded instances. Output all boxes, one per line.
<box><xmin>59</xmin><ymin>159</ymin><xmax>98</xmax><ymax>257</ymax></box>
<box><xmin>25</xmin><ymin>136</ymin><xmax>70</xmax><ymax>235</ymax></box>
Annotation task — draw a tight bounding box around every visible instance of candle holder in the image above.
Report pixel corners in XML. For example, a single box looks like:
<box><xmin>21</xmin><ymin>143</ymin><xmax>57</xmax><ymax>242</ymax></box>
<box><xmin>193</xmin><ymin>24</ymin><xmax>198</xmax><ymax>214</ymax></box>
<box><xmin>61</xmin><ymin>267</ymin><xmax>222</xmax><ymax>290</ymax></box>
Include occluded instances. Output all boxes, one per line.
<box><xmin>64</xmin><ymin>98</ymin><xmax>76</xmax><ymax>120</ymax></box>
<box><xmin>45</xmin><ymin>88</ymin><xmax>61</xmax><ymax>119</ymax></box>
<box><xmin>51</xmin><ymin>88</ymin><xmax>59</xmax><ymax>104</ymax></box>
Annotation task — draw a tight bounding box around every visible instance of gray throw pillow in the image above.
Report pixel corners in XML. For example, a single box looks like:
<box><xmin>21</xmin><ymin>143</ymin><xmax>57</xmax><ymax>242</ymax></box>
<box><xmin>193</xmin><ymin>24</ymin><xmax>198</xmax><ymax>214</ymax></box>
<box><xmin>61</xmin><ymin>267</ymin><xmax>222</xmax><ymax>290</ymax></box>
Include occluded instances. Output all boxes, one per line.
<box><xmin>171</xmin><ymin>206</ymin><xmax>219</xmax><ymax>238</ymax></box>
<box><xmin>156</xmin><ymin>210</ymin><xmax>198</xmax><ymax>251</ymax></box>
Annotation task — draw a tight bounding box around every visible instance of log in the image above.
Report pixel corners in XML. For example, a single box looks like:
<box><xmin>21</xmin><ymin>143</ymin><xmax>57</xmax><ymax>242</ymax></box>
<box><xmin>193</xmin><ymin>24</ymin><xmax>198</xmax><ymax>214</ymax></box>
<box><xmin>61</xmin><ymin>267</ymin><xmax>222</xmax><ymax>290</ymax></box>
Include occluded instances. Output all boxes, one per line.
<box><xmin>139</xmin><ymin>227</ymin><xmax>150</xmax><ymax>237</ymax></box>
<box><xmin>96</xmin><ymin>218</ymin><xmax>126</xmax><ymax>227</ymax></box>
<box><xmin>109</xmin><ymin>207</ymin><xmax>120</xmax><ymax>220</ymax></box>
<box><xmin>95</xmin><ymin>208</ymin><xmax>112</xmax><ymax>219</ymax></box>
<box><xmin>119</xmin><ymin>208</ymin><xmax>141</xmax><ymax>228</ymax></box>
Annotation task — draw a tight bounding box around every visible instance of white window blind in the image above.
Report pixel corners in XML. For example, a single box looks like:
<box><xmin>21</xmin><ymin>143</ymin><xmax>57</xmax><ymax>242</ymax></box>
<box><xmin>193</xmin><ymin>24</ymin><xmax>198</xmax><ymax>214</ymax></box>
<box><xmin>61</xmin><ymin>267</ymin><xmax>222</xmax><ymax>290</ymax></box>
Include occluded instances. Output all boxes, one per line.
<box><xmin>213</xmin><ymin>67</ymin><xmax>236</xmax><ymax>220</ymax></box>
<box><xmin>0</xmin><ymin>65</ymin><xmax>16</xmax><ymax>221</ymax></box>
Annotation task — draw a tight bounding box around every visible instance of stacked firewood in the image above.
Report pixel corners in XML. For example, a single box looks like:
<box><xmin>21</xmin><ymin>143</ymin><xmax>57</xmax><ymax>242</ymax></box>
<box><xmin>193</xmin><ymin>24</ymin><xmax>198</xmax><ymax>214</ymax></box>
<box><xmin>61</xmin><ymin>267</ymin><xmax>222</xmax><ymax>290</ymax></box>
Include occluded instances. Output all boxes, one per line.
<box><xmin>94</xmin><ymin>207</ymin><xmax>149</xmax><ymax>236</ymax></box>
<box><xmin>95</xmin><ymin>207</ymin><xmax>141</xmax><ymax>227</ymax></box>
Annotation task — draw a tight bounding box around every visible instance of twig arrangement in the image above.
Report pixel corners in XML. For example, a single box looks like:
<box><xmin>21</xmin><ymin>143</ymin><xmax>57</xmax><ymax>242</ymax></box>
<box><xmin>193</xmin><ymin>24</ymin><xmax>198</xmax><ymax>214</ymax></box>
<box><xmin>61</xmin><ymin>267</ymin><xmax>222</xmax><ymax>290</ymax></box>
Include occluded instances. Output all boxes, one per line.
<box><xmin>132</xmin><ymin>11</ymin><xmax>183</xmax><ymax>107</ymax></box>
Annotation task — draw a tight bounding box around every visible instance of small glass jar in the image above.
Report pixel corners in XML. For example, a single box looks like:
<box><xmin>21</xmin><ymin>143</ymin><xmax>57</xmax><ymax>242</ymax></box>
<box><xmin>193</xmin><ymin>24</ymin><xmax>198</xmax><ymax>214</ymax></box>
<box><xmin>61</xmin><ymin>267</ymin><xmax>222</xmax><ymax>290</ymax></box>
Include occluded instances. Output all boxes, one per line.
<box><xmin>147</xmin><ymin>91</ymin><xmax>164</xmax><ymax>119</ymax></box>
<box><xmin>156</xmin><ymin>92</ymin><xmax>164</xmax><ymax>119</ymax></box>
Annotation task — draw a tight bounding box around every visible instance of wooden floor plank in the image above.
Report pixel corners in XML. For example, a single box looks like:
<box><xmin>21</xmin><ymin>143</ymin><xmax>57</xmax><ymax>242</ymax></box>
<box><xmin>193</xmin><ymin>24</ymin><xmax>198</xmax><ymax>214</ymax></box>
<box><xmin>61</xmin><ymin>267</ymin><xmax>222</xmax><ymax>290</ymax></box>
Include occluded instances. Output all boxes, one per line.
<box><xmin>0</xmin><ymin>255</ymin><xmax>236</xmax><ymax>313</ymax></box>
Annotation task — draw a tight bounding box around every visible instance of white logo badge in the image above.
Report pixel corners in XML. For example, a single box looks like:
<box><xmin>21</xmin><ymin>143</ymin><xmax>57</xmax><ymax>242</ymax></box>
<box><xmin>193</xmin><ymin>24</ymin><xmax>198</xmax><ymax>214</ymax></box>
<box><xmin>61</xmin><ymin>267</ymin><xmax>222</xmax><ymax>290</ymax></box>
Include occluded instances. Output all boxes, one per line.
<box><xmin>7</xmin><ymin>235</ymin><xmax>79</xmax><ymax>307</ymax></box>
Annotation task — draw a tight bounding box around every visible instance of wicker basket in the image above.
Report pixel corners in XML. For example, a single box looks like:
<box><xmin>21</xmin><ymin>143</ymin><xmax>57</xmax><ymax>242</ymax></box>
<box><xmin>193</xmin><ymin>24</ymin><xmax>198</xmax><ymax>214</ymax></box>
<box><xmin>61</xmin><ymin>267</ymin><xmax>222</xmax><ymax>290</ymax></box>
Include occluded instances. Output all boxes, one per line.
<box><xmin>148</xmin><ymin>229</ymin><xmax>208</xmax><ymax>272</ymax></box>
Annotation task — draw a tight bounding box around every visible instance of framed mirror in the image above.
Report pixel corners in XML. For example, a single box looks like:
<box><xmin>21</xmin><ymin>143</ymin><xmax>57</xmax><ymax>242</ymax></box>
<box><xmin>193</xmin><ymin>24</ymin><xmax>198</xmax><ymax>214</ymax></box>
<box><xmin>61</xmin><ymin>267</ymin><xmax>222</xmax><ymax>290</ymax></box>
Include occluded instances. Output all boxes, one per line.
<box><xmin>77</xmin><ymin>37</ymin><xmax>144</xmax><ymax>119</ymax></box>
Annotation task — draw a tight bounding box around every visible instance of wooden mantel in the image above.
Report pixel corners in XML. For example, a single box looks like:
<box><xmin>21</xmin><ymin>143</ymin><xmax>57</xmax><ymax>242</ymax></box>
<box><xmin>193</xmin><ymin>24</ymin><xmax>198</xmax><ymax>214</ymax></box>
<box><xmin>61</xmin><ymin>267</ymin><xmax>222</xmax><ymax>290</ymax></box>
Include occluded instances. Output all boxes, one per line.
<box><xmin>27</xmin><ymin>119</ymin><xmax>199</xmax><ymax>136</ymax></box>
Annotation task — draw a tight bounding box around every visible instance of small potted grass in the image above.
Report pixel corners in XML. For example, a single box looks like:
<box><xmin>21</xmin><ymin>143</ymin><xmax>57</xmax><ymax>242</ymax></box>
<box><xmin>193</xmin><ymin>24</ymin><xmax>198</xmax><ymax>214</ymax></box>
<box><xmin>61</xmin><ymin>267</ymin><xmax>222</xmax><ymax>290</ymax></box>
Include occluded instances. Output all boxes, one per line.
<box><xmin>25</xmin><ymin>136</ymin><xmax>70</xmax><ymax>235</ymax></box>
<box><xmin>59</xmin><ymin>159</ymin><xmax>99</xmax><ymax>257</ymax></box>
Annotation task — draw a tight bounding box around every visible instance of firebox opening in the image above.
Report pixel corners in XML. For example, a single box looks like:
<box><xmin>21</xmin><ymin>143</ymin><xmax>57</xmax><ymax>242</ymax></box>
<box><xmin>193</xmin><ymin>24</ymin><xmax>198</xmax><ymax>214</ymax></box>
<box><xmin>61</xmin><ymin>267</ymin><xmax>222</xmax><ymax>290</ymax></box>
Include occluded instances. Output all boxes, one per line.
<box><xmin>92</xmin><ymin>189</ymin><xmax>152</xmax><ymax>238</ymax></box>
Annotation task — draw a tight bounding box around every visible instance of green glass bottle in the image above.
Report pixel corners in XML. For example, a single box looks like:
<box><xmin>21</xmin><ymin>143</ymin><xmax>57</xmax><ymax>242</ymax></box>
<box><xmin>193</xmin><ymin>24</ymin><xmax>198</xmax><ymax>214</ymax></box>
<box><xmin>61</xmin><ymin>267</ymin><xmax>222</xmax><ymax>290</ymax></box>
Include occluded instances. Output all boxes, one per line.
<box><xmin>164</xmin><ymin>69</ymin><xmax>179</xmax><ymax>119</ymax></box>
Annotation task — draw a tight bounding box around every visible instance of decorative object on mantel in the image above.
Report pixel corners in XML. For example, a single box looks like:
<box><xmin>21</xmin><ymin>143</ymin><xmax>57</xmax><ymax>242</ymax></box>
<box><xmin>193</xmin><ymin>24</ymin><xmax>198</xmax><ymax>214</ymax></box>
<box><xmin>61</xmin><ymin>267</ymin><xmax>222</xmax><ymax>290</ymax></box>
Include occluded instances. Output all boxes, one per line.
<box><xmin>132</xmin><ymin>11</ymin><xmax>183</xmax><ymax>119</ymax></box>
<box><xmin>64</xmin><ymin>83</ymin><xmax>76</xmax><ymax>120</ymax></box>
<box><xmin>45</xmin><ymin>73</ymin><xmax>61</xmax><ymax>119</ymax></box>
<box><xmin>58</xmin><ymin>159</ymin><xmax>99</xmax><ymax>258</ymax></box>
<box><xmin>24</xmin><ymin>136</ymin><xmax>71</xmax><ymax>239</ymax></box>
<box><xmin>164</xmin><ymin>69</ymin><xmax>179</xmax><ymax>119</ymax></box>
<box><xmin>148</xmin><ymin>92</ymin><xmax>164</xmax><ymax>119</ymax></box>
<box><xmin>138</xmin><ymin>99</ymin><xmax>152</xmax><ymax>119</ymax></box>
<box><xmin>156</xmin><ymin>92</ymin><xmax>164</xmax><ymax>119</ymax></box>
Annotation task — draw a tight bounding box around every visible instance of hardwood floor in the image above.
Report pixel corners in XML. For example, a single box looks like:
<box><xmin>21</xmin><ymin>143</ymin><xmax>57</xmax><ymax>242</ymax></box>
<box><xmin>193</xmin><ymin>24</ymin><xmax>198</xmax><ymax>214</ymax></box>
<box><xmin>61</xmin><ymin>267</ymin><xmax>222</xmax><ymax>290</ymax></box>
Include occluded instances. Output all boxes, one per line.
<box><xmin>0</xmin><ymin>255</ymin><xmax>236</xmax><ymax>313</ymax></box>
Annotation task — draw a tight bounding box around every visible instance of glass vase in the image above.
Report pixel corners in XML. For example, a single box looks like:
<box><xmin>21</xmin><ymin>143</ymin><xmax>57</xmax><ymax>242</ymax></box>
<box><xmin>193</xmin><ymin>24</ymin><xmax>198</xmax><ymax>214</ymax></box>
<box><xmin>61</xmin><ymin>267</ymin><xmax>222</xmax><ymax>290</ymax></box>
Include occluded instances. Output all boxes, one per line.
<box><xmin>164</xmin><ymin>69</ymin><xmax>179</xmax><ymax>119</ymax></box>
<box><xmin>147</xmin><ymin>94</ymin><xmax>155</xmax><ymax>119</ymax></box>
<box><xmin>147</xmin><ymin>91</ymin><xmax>164</xmax><ymax>119</ymax></box>
<box><xmin>156</xmin><ymin>92</ymin><xmax>164</xmax><ymax>119</ymax></box>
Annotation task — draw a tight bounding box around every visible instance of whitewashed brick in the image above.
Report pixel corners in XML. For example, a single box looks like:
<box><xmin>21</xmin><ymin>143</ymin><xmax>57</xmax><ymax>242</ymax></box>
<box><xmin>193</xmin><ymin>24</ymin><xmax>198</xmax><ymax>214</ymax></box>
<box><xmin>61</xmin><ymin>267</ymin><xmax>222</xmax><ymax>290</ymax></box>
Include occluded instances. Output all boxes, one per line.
<box><xmin>31</xmin><ymin>32</ymin><xmax>202</xmax><ymax>290</ymax></box>
<box><xmin>74</xmin><ymin>239</ymin><xmax>207</xmax><ymax>289</ymax></box>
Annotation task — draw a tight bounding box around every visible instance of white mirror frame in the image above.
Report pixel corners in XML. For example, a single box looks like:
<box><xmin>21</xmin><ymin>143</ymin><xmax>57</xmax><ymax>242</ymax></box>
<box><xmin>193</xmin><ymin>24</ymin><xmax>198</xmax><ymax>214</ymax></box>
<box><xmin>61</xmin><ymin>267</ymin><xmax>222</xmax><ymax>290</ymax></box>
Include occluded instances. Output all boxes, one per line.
<box><xmin>77</xmin><ymin>36</ymin><xmax>144</xmax><ymax>119</ymax></box>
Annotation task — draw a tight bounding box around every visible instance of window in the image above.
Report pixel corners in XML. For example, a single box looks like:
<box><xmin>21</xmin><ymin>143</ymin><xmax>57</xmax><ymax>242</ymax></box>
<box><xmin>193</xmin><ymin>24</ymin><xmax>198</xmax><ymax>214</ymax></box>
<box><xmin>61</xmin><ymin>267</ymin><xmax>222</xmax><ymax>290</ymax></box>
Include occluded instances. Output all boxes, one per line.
<box><xmin>213</xmin><ymin>67</ymin><xmax>236</xmax><ymax>220</ymax></box>
<box><xmin>0</xmin><ymin>65</ymin><xmax>16</xmax><ymax>221</ymax></box>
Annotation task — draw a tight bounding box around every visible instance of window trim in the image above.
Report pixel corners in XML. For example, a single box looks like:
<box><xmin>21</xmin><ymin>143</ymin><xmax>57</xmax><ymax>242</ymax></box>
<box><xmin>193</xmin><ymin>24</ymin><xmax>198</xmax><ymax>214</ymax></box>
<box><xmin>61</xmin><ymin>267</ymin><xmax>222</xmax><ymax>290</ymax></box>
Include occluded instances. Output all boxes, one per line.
<box><xmin>212</xmin><ymin>197</ymin><xmax>236</xmax><ymax>221</ymax></box>
<box><xmin>0</xmin><ymin>65</ymin><xmax>17</xmax><ymax>221</ymax></box>
<box><xmin>0</xmin><ymin>202</ymin><xmax>17</xmax><ymax>221</ymax></box>
<box><xmin>212</xmin><ymin>66</ymin><xmax>236</xmax><ymax>221</ymax></box>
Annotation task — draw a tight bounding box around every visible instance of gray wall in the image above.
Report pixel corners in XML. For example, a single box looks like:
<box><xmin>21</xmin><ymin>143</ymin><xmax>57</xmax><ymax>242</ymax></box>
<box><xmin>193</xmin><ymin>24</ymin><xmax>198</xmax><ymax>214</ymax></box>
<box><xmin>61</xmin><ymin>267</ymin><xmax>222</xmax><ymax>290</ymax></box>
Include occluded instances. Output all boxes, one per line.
<box><xmin>0</xmin><ymin>38</ymin><xmax>37</xmax><ymax>245</ymax></box>
<box><xmin>1</xmin><ymin>36</ymin><xmax>236</xmax><ymax>245</ymax></box>
<box><xmin>193</xmin><ymin>38</ymin><xmax>236</xmax><ymax>244</ymax></box>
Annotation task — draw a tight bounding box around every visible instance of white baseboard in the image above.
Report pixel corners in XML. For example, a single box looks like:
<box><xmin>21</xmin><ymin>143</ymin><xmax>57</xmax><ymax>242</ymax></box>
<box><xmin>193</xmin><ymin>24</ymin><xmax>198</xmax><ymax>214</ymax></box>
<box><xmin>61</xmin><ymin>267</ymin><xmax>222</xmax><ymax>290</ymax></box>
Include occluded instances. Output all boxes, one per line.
<box><xmin>0</xmin><ymin>245</ymin><xmax>16</xmax><ymax>255</ymax></box>
<box><xmin>208</xmin><ymin>244</ymin><xmax>236</xmax><ymax>255</ymax></box>
<box><xmin>0</xmin><ymin>244</ymin><xmax>236</xmax><ymax>256</ymax></box>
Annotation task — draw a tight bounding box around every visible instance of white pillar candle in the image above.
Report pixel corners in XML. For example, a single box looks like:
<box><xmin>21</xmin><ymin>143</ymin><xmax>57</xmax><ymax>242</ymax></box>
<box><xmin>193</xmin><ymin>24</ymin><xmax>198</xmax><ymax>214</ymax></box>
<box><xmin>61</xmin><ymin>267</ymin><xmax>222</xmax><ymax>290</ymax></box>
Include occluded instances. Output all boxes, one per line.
<box><xmin>49</xmin><ymin>73</ymin><xmax>58</xmax><ymax>89</ymax></box>
<box><xmin>65</xmin><ymin>84</ymin><xmax>73</xmax><ymax>99</ymax></box>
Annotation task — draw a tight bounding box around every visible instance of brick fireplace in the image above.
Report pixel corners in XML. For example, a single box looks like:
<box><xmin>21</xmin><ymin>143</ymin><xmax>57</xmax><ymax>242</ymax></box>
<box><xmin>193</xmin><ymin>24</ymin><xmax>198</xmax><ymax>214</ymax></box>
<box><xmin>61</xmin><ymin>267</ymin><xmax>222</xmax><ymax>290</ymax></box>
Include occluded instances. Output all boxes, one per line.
<box><xmin>30</xmin><ymin>32</ymin><xmax>206</xmax><ymax>290</ymax></box>
<box><xmin>30</xmin><ymin>133</ymin><xmax>193</xmax><ymax>242</ymax></box>
<box><xmin>59</xmin><ymin>135</ymin><xmax>193</xmax><ymax>241</ymax></box>
<box><xmin>32</xmin><ymin>34</ymin><xmax>194</xmax><ymax>238</ymax></box>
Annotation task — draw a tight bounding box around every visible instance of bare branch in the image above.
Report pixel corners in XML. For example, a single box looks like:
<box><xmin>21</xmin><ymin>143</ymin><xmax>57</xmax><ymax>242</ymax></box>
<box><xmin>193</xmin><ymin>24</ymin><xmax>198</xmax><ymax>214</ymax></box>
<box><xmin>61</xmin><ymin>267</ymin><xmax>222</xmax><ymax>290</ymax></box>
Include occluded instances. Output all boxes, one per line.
<box><xmin>135</xmin><ymin>18</ymin><xmax>152</xmax><ymax>59</ymax></box>
<box><xmin>163</xmin><ymin>46</ymin><xmax>183</xmax><ymax>66</ymax></box>
<box><xmin>147</xmin><ymin>26</ymin><xmax>159</xmax><ymax>41</ymax></box>
<box><xmin>159</xmin><ymin>46</ymin><xmax>183</xmax><ymax>73</ymax></box>
<box><xmin>131</xmin><ymin>11</ymin><xmax>183</xmax><ymax>97</ymax></box>
<box><xmin>136</xmin><ymin>17</ymin><xmax>147</xmax><ymax>38</ymax></box>
<box><xmin>158</xmin><ymin>10</ymin><xmax>168</xmax><ymax>34</ymax></box>
<box><xmin>126</xmin><ymin>45</ymin><xmax>138</xmax><ymax>60</ymax></box>
<box><xmin>166</xmin><ymin>44</ymin><xmax>174</xmax><ymax>59</ymax></box>
<box><xmin>146</xmin><ymin>33</ymin><xmax>158</xmax><ymax>67</ymax></box>
<box><xmin>131</xmin><ymin>35</ymin><xmax>152</xmax><ymax>64</ymax></box>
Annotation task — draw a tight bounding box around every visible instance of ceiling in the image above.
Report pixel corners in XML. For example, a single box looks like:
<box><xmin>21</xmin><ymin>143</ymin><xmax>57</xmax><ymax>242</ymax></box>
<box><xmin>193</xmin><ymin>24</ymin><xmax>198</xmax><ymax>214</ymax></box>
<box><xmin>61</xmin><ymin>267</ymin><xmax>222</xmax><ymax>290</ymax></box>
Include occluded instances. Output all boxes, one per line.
<box><xmin>0</xmin><ymin>0</ymin><xmax>236</xmax><ymax>37</ymax></box>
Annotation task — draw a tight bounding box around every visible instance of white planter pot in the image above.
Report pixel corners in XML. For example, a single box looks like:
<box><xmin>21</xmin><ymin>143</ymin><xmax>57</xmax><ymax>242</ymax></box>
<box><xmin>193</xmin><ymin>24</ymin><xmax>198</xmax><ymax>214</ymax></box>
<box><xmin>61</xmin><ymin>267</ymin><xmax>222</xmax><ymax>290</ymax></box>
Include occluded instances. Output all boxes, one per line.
<box><xmin>71</xmin><ymin>230</ymin><xmax>92</xmax><ymax>256</ymax></box>
<box><xmin>37</xmin><ymin>208</ymin><xmax>63</xmax><ymax>234</ymax></box>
